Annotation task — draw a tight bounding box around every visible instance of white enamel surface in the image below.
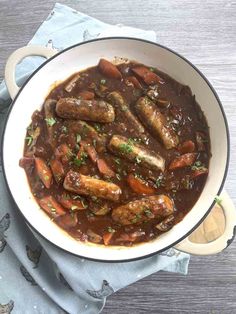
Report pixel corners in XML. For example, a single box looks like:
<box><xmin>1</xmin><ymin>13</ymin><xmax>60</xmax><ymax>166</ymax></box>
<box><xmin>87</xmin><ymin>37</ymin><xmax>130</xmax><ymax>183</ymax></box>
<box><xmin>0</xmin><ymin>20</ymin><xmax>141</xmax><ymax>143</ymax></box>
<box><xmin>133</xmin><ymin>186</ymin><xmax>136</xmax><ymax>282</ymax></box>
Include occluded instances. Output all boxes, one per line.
<box><xmin>3</xmin><ymin>38</ymin><xmax>229</xmax><ymax>261</ymax></box>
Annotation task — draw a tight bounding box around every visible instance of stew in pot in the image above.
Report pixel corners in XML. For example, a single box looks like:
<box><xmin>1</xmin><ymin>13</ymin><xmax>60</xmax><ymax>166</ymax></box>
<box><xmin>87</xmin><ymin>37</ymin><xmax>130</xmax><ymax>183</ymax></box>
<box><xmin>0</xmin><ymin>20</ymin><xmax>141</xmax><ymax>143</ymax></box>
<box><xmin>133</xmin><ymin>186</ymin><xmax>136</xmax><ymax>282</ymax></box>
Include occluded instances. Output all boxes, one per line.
<box><xmin>20</xmin><ymin>58</ymin><xmax>210</xmax><ymax>246</ymax></box>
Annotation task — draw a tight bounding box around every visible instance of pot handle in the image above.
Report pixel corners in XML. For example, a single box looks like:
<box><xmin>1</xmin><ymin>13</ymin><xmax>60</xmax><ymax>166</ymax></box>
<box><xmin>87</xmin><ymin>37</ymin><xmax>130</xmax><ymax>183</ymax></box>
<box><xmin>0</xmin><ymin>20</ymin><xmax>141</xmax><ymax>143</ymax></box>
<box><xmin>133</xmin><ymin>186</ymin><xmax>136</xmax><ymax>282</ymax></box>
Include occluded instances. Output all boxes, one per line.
<box><xmin>5</xmin><ymin>45</ymin><xmax>57</xmax><ymax>99</ymax></box>
<box><xmin>174</xmin><ymin>190</ymin><xmax>236</xmax><ymax>255</ymax></box>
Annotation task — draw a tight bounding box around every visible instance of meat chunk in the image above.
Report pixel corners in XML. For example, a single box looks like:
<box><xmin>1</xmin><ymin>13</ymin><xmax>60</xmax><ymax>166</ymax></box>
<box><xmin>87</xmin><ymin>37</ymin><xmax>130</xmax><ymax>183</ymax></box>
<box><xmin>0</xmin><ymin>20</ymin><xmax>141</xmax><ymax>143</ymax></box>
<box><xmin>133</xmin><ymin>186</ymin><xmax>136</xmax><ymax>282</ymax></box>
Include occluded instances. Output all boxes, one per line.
<box><xmin>112</xmin><ymin>195</ymin><xmax>174</xmax><ymax>225</ymax></box>
<box><xmin>107</xmin><ymin>91</ymin><xmax>145</xmax><ymax>136</ymax></box>
<box><xmin>108</xmin><ymin>135</ymin><xmax>165</xmax><ymax>172</ymax></box>
<box><xmin>56</xmin><ymin>98</ymin><xmax>115</xmax><ymax>123</ymax></box>
<box><xmin>63</xmin><ymin>170</ymin><xmax>122</xmax><ymax>201</ymax></box>
<box><xmin>136</xmin><ymin>97</ymin><xmax>179</xmax><ymax>149</ymax></box>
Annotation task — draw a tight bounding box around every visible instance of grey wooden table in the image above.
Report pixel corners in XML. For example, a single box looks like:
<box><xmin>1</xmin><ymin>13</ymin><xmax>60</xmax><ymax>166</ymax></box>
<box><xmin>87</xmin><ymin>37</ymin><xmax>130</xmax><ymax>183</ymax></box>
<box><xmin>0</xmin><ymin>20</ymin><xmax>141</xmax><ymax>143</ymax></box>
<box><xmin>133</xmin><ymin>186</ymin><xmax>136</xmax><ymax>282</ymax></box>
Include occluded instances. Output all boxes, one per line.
<box><xmin>1</xmin><ymin>0</ymin><xmax>236</xmax><ymax>313</ymax></box>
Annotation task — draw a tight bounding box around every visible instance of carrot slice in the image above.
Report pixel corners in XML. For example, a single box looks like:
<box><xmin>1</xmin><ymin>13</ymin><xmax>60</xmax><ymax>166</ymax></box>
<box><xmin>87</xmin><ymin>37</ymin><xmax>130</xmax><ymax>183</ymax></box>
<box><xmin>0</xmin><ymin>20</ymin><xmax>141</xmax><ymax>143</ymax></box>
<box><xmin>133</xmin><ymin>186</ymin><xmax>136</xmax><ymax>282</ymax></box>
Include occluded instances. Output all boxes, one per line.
<box><xmin>55</xmin><ymin>144</ymin><xmax>73</xmax><ymax>164</ymax></box>
<box><xmin>50</xmin><ymin>158</ymin><xmax>65</xmax><ymax>184</ymax></box>
<box><xmin>169</xmin><ymin>153</ymin><xmax>197</xmax><ymax>170</ymax></box>
<box><xmin>58</xmin><ymin>193</ymin><xmax>85</xmax><ymax>210</ymax></box>
<box><xmin>34</xmin><ymin>157</ymin><xmax>52</xmax><ymax>188</ymax></box>
<box><xmin>192</xmin><ymin>168</ymin><xmax>208</xmax><ymax>178</ymax></box>
<box><xmin>127</xmin><ymin>174</ymin><xmax>156</xmax><ymax>195</ymax></box>
<box><xmin>125</xmin><ymin>76</ymin><xmax>143</xmax><ymax>89</ymax></box>
<box><xmin>38</xmin><ymin>195</ymin><xmax>66</xmax><ymax>217</ymax></box>
<box><xmin>97</xmin><ymin>159</ymin><xmax>115</xmax><ymax>177</ymax></box>
<box><xmin>98</xmin><ymin>59</ymin><xmax>122</xmax><ymax>79</ymax></box>
<box><xmin>103</xmin><ymin>232</ymin><xmax>114</xmax><ymax>246</ymax></box>
<box><xmin>178</xmin><ymin>140</ymin><xmax>195</xmax><ymax>154</ymax></box>
<box><xmin>132</xmin><ymin>66</ymin><xmax>164</xmax><ymax>85</ymax></box>
<box><xmin>78</xmin><ymin>91</ymin><xmax>95</xmax><ymax>100</ymax></box>
<box><xmin>80</xmin><ymin>141</ymin><xmax>98</xmax><ymax>163</ymax></box>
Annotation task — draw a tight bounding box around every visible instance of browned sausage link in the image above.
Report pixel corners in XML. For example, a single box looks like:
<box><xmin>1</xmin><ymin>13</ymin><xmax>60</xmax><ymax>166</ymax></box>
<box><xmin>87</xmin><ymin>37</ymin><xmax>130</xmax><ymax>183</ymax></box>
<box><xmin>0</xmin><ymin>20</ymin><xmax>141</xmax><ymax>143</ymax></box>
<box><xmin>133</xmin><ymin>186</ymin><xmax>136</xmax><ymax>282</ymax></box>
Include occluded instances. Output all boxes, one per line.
<box><xmin>56</xmin><ymin>98</ymin><xmax>115</xmax><ymax>123</ymax></box>
<box><xmin>112</xmin><ymin>195</ymin><xmax>174</xmax><ymax>226</ymax></box>
<box><xmin>63</xmin><ymin>170</ymin><xmax>122</xmax><ymax>201</ymax></box>
<box><xmin>136</xmin><ymin>97</ymin><xmax>179</xmax><ymax>149</ymax></box>
<box><xmin>44</xmin><ymin>99</ymin><xmax>57</xmax><ymax>148</ymax></box>
<box><xmin>67</xmin><ymin>120</ymin><xmax>106</xmax><ymax>152</ymax></box>
<box><xmin>108</xmin><ymin>135</ymin><xmax>165</xmax><ymax>172</ymax></box>
<box><xmin>107</xmin><ymin>91</ymin><xmax>145</xmax><ymax>136</ymax></box>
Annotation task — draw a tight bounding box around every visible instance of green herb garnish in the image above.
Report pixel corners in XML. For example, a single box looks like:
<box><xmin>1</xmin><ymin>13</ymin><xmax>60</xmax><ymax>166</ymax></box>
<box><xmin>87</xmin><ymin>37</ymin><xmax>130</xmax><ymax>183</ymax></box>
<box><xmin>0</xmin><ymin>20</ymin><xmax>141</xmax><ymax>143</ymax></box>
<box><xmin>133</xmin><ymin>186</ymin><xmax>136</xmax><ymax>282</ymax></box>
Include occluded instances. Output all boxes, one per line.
<box><xmin>214</xmin><ymin>196</ymin><xmax>222</xmax><ymax>206</ymax></box>
<box><xmin>144</xmin><ymin>209</ymin><xmax>153</xmax><ymax>217</ymax></box>
<box><xmin>119</xmin><ymin>140</ymin><xmax>133</xmax><ymax>154</ymax></box>
<box><xmin>76</xmin><ymin>134</ymin><xmax>81</xmax><ymax>143</ymax></box>
<box><xmin>114</xmin><ymin>158</ymin><xmax>121</xmax><ymax>165</ymax></box>
<box><xmin>191</xmin><ymin>161</ymin><xmax>207</xmax><ymax>171</ymax></box>
<box><xmin>61</xmin><ymin>126</ymin><xmax>68</xmax><ymax>133</ymax></box>
<box><xmin>107</xmin><ymin>227</ymin><xmax>115</xmax><ymax>233</ymax></box>
<box><xmin>116</xmin><ymin>173</ymin><xmax>121</xmax><ymax>181</ymax></box>
<box><xmin>25</xmin><ymin>136</ymin><xmax>33</xmax><ymax>146</ymax></box>
<box><xmin>74</xmin><ymin>152</ymin><xmax>88</xmax><ymax>167</ymax></box>
<box><xmin>45</xmin><ymin>117</ymin><xmax>56</xmax><ymax>126</ymax></box>
<box><xmin>100</xmin><ymin>79</ymin><xmax>106</xmax><ymax>85</ymax></box>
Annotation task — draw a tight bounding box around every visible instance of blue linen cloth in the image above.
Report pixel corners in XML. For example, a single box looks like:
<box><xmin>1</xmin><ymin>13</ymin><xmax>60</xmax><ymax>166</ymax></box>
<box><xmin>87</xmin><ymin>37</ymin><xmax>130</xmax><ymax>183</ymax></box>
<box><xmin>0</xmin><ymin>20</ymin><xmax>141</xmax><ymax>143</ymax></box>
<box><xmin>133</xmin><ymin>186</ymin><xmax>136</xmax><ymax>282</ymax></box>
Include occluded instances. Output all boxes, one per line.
<box><xmin>0</xmin><ymin>3</ymin><xmax>190</xmax><ymax>313</ymax></box>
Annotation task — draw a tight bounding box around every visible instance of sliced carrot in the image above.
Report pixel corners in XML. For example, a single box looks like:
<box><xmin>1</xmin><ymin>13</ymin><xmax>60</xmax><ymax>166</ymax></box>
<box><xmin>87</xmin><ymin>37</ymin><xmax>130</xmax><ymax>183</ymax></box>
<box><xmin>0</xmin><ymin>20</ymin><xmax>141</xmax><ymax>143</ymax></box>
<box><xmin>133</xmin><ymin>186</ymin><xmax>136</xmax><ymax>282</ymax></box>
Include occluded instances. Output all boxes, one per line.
<box><xmin>127</xmin><ymin>174</ymin><xmax>156</xmax><ymax>195</ymax></box>
<box><xmin>50</xmin><ymin>158</ymin><xmax>65</xmax><ymax>184</ymax></box>
<box><xmin>55</xmin><ymin>144</ymin><xmax>73</xmax><ymax>164</ymax></box>
<box><xmin>103</xmin><ymin>232</ymin><xmax>114</xmax><ymax>246</ymax></box>
<box><xmin>169</xmin><ymin>153</ymin><xmax>197</xmax><ymax>170</ymax></box>
<box><xmin>192</xmin><ymin>168</ymin><xmax>208</xmax><ymax>179</ymax></box>
<box><xmin>125</xmin><ymin>76</ymin><xmax>143</xmax><ymax>89</ymax></box>
<box><xmin>98</xmin><ymin>59</ymin><xmax>122</xmax><ymax>79</ymax></box>
<box><xmin>80</xmin><ymin>141</ymin><xmax>98</xmax><ymax>163</ymax></box>
<box><xmin>58</xmin><ymin>193</ymin><xmax>85</xmax><ymax>210</ymax></box>
<box><xmin>178</xmin><ymin>140</ymin><xmax>195</xmax><ymax>154</ymax></box>
<box><xmin>38</xmin><ymin>195</ymin><xmax>66</xmax><ymax>217</ymax></box>
<box><xmin>97</xmin><ymin>159</ymin><xmax>115</xmax><ymax>178</ymax></box>
<box><xmin>132</xmin><ymin>66</ymin><xmax>164</xmax><ymax>85</ymax></box>
<box><xmin>34</xmin><ymin>157</ymin><xmax>52</xmax><ymax>189</ymax></box>
<box><xmin>78</xmin><ymin>91</ymin><xmax>95</xmax><ymax>100</ymax></box>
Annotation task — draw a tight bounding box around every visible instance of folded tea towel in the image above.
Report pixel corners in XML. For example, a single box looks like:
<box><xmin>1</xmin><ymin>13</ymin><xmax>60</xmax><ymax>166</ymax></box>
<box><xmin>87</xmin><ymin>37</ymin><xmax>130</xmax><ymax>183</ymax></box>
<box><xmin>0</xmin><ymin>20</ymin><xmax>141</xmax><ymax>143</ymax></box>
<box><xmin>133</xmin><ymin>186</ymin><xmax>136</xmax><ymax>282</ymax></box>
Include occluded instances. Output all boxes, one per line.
<box><xmin>0</xmin><ymin>3</ymin><xmax>190</xmax><ymax>313</ymax></box>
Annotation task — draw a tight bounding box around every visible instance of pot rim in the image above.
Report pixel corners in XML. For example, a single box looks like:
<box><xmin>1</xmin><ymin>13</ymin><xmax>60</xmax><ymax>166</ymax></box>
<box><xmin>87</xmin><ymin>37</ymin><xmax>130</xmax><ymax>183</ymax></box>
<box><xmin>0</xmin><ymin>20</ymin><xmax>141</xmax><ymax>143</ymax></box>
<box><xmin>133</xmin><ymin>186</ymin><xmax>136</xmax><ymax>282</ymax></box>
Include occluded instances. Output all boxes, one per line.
<box><xmin>1</xmin><ymin>37</ymin><xmax>230</xmax><ymax>262</ymax></box>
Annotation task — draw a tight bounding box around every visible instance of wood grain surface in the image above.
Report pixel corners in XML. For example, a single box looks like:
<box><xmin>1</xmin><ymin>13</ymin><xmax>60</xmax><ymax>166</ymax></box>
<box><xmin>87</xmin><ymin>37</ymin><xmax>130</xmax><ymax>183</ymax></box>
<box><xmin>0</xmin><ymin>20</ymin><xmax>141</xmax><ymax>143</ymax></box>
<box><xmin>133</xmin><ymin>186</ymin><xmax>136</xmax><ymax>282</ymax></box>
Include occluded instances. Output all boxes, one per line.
<box><xmin>0</xmin><ymin>0</ymin><xmax>236</xmax><ymax>313</ymax></box>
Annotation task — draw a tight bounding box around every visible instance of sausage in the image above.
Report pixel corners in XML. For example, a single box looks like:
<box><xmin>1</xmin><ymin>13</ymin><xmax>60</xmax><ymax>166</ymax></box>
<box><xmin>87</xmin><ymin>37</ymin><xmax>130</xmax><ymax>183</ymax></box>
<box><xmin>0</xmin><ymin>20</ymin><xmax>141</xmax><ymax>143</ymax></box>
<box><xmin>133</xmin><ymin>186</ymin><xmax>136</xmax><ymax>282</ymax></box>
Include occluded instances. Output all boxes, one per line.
<box><xmin>112</xmin><ymin>195</ymin><xmax>174</xmax><ymax>225</ymax></box>
<box><xmin>63</xmin><ymin>170</ymin><xmax>122</xmax><ymax>201</ymax></box>
<box><xmin>108</xmin><ymin>135</ymin><xmax>165</xmax><ymax>172</ymax></box>
<box><xmin>56</xmin><ymin>97</ymin><xmax>115</xmax><ymax>123</ymax></box>
<box><xmin>107</xmin><ymin>91</ymin><xmax>145</xmax><ymax>136</ymax></box>
<box><xmin>136</xmin><ymin>97</ymin><xmax>179</xmax><ymax>149</ymax></box>
<box><xmin>44</xmin><ymin>99</ymin><xmax>57</xmax><ymax>148</ymax></box>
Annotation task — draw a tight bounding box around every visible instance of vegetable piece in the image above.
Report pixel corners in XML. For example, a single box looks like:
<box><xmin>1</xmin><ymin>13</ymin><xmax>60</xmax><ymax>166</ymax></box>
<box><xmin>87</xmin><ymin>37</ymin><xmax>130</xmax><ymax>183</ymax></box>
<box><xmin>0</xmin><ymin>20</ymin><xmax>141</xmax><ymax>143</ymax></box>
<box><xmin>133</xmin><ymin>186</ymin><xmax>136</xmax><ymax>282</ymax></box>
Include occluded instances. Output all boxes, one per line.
<box><xmin>132</xmin><ymin>66</ymin><xmax>164</xmax><ymax>85</ymax></box>
<box><xmin>64</xmin><ymin>73</ymin><xmax>81</xmax><ymax>93</ymax></box>
<box><xmin>87</xmin><ymin>229</ymin><xmax>102</xmax><ymax>243</ymax></box>
<box><xmin>98</xmin><ymin>59</ymin><xmax>122</xmax><ymax>79</ymax></box>
<box><xmin>178</xmin><ymin>140</ymin><xmax>195</xmax><ymax>154</ymax></box>
<box><xmin>108</xmin><ymin>135</ymin><xmax>165</xmax><ymax>172</ymax></box>
<box><xmin>112</xmin><ymin>195</ymin><xmax>174</xmax><ymax>225</ymax></box>
<box><xmin>91</xmin><ymin>204</ymin><xmax>111</xmax><ymax>216</ymax></box>
<box><xmin>191</xmin><ymin>168</ymin><xmax>208</xmax><ymax>178</ymax></box>
<box><xmin>55</xmin><ymin>144</ymin><xmax>73</xmax><ymax>165</ymax></box>
<box><xmin>146</xmin><ymin>89</ymin><xmax>159</xmax><ymax>102</ymax></box>
<box><xmin>196</xmin><ymin>131</ymin><xmax>207</xmax><ymax>151</ymax></box>
<box><xmin>125</xmin><ymin>76</ymin><xmax>143</xmax><ymax>89</ymax></box>
<box><xmin>78</xmin><ymin>91</ymin><xmax>95</xmax><ymax>100</ymax></box>
<box><xmin>136</xmin><ymin>97</ymin><xmax>179</xmax><ymax>149</ymax></box>
<box><xmin>57</xmin><ymin>213</ymin><xmax>78</xmax><ymax>228</ymax></box>
<box><xmin>103</xmin><ymin>232</ymin><xmax>114</xmax><ymax>246</ymax></box>
<box><xmin>156</xmin><ymin>215</ymin><xmax>175</xmax><ymax>232</ymax></box>
<box><xmin>97</xmin><ymin>159</ymin><xmax>115</xmax><ymax>178</ymax></box>
<box><xmin>43</xmin><ymin>99</ymin><xmax>57</xmax><ymax>148</ymax></box>
<box><xmin>107</xmin><ymin>91</ymin><xmax>145</xmax><ymax>136</ymax></box>
<box><xmin>38</xmin><ymin>195</ymin><xmax>66</xmax><ymax>217</ymax></box>
<box><xmin>58</xmin><ymin>193</ymin><xmax>85</xmax><ymax>210</ymax></box>
<box><xmin>63</xmin><ymin>171</ymin><xmax>122</xmax><ymax>201</ymax></box>
<box><xmin>169</xmin><ymin>153</ymin><xmax>197</xmax><ymax>170</ymax></box>
<box><xmin>80</xmin><ymin>141</ymin><xmax>98</xmax><ymax>163</ymax></box>
<box><xmin>56</xmin><ymin>98</ymin><xmax>115</xmax><ymax>123</ymax></box>
<box><xmin>50</xmin><ymin>158</ymin><xmax>65</xmax><ymax>184</ymax></box>
<box><xmin>34</xmin><ymin>157</ymin><xmax>52</xmax><ymax>189</ymax></box>
<box><xmin>127</xmin><ymin>174</ymin><xmax>156</xmax><ymax>195</ymax></box>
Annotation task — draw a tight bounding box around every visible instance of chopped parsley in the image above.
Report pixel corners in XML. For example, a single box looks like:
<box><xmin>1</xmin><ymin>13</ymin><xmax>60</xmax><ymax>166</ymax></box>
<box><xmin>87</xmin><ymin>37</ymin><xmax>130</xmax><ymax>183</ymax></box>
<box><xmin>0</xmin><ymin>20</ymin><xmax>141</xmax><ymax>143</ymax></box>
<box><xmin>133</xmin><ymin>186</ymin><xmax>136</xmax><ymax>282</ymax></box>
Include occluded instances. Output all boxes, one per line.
<box><xmin>144</xmin><ymin>208</ymin><xmax>153</xmax><ymax>217</ymax></box>
<box><xmin>191</xmin><ymin>161</ymin><xmax>207</xmax><ymax>171</ymax></box>
<box><xmin>116</xmin><ymin>173</ymin><xmax>121</xmax><ymax>181</ymax></box>
<box><xmin>71</xmin><ymin>205</ymin><xmax>78</xmax><ymax>211</ymax></box>
<box><xmin>61</xmin><ymin>126</ymin><xmax>68</xmax><ymax>133</ymax></box>
<box><xmin>76</xmin><ymin>134</ymin><xmax>81</xmax><ymax>143</ymax></box>
<box><xmin>214</xmin><ymin>196</ymin><xmax>222</xmax><ymax>206</ymax></box>
<box><xmin>45</xmin><ymin>117</ymin><xmax>56</xmax><ymax>126</ymax></box>
<box><xmin>107</xmin><ymin>227</ymin><xmax>115</xmax><ymax>233</ymax></box>
<box><xmin>100</xmin><ymin>79</ymin><xmax>106</xmax><ymax>85</ymax></box>
<box><xmin>149</xmin><ymin>67</ymin><xmax>155</xmax><ymax>72</ymax></box>
<box><xmin>94</xmin><ymin>123</ymin><xmax>102</xmax><ymax>132</ymax></box>
<box><xmin>155</xmin><ymin>175</ymin><xmax>163</xmax><ymax>187</ymax></box>
<box><xmin>135</xmin><ymin>156</ymin><xmax>142</xmax><ymax>164</ymax></box>
<box><xmin>114</xmin><ymin>158</ymin><xmax>121</xmax><ymax>165</ymax></box>
<box><xmin>119</xmin><ymin>139</ymin><xmax>134</xmax><ymax>154</ymax></box>
<box><xmin>73</xmin><ymin>152</ymin><xmax>88</xmax><ymax>167</ymax></box>
<box><xmin>25</xmin><ymin>136</ymin><xmax>33</xmax><ymax>146</ymax></box>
